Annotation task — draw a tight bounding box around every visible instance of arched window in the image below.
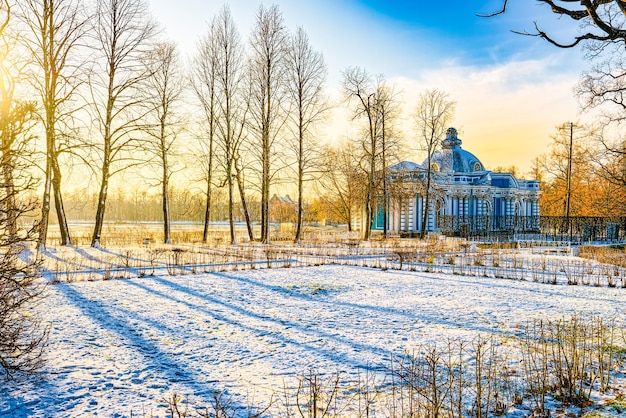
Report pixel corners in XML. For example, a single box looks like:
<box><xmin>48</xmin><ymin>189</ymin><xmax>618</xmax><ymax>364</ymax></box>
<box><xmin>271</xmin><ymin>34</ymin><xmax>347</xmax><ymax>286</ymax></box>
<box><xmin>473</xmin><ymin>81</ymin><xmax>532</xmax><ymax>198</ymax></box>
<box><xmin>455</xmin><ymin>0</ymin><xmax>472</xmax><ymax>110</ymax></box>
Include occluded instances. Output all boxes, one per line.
<box><xmin>474</xmin><ymin>162</ymin><xmax>481</xmax><ymax>172</ymax></box>
<box><xmin>431</xmin><ymin>163</ymin><xmax>440</xmax><ymax>172</ymax></box>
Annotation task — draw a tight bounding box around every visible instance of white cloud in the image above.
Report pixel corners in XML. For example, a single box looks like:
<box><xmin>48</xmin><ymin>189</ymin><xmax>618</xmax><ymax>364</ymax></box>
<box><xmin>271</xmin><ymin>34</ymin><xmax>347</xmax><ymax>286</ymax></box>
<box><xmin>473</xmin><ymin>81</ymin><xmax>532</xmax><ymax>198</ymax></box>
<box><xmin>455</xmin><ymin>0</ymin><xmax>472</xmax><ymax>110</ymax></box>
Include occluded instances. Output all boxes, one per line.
<box><xmin>387</xmin><ymin>56</ymin><xmax>582</xmax><ymax>173</ymax></box>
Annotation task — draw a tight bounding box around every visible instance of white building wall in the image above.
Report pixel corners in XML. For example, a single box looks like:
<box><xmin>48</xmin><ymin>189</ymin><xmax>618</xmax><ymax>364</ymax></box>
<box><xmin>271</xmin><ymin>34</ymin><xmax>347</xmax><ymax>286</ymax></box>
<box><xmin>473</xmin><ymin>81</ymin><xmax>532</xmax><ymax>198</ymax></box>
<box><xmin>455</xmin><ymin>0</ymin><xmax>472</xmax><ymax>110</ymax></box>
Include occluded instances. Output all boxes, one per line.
<box><xmin>366</xmin><ymin>176</ymin><xmax>540</xmax><ymax>235</ymax></box>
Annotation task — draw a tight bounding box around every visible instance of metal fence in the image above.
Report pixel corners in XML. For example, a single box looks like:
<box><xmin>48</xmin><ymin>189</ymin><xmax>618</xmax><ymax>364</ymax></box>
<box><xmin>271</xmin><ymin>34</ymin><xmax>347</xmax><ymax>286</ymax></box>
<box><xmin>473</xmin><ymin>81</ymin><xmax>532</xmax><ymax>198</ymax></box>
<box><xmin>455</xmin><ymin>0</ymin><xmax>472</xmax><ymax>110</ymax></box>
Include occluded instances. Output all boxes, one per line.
<box><xmin>438</xmin><ymin>215</ymin><xmax>626</xmax><ymax>242</ymax></box>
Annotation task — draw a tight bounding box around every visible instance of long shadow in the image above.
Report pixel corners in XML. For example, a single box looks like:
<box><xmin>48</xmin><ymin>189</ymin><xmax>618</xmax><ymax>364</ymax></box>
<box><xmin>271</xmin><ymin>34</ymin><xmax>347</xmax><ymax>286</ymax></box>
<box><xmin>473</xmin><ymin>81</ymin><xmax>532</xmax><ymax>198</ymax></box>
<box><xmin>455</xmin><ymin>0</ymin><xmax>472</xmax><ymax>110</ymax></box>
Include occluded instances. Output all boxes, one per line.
<box><xmin>44</xmin><ymin>282</ymin><xmax>246</xmax><ymax>414</ymax></box>
<box><xmin>201</xmin><ymin>270</ymin><xmax>512</xmax><ymax>337</ymax></box>
<box><xmin>124</xmin><ymin>277</ymin><xmax>391</xmax><ymax>372</ymax></box>
<box><xmin>95</xmin><ymin>247</ymin><xmax>280</xmax><ymax>274</ymax></box>
<box><xmin>39</xmin><ymin>247</ymin><xmax>131</xmax><ymax>282</ymax></box>
<box><xmin>0</xmin><ymin>373</ymin><xmax>67</xmax><ymax>418</ymax></box>
<box><xmin>94</xmin><ymin>246</ymin><xmax>162</xmax><ymax>266</ymax></box>
<box><xmin>137</xmin><ymin>272</ymin><xmax>520</xmax><ymax>363</ymax></box>
<box><xmin>39</xmin><ymin>248</ymin><xmax>92</xmax><ymax>270</ymax></box>
<box><xmin>0</xmin><ymin>281</ymin><xmax>217</xmax><ymax>417</ymax></box>
<box><xmin>69</xmin><ymin>247</ymin><xmax>121</xmax><ymax>267</ymax></box>
<box><xmin>42</xmin><ymin>247</ymin><xmax>158</xmax><ymax>280</ymax></box>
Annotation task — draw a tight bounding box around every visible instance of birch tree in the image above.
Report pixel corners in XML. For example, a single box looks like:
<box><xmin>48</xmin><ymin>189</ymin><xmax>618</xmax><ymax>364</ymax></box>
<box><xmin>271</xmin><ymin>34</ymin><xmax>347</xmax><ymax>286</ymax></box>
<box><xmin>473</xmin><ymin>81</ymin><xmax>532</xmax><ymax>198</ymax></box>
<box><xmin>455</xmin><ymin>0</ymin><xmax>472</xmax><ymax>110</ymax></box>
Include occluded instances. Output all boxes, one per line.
<box><xmin>286</xmin><ymin>27</ymin><xmax>327</xmax><ymax>243</ymax></box>
<box><xmin>88</xmin><ymin>0</ymin><xmax>157</xmax><ymax>247</ymax></box>
<box><xmin>19</xmin><ymin>0</ymin><xmax>87</xmax><ymax>249</ymax></box>
<box><xmin>248</xmin><ymin>4</ymin><xmax>288</xmax><ymax>244</ymax></box>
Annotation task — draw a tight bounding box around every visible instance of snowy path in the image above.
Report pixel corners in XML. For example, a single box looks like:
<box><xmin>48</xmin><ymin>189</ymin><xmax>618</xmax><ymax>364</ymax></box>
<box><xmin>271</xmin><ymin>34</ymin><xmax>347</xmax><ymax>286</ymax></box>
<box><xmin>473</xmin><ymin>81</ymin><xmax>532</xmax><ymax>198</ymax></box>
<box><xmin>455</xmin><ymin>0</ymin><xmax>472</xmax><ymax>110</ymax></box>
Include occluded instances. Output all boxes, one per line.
<box><xmin>1</xmin><ymin>265</ymin><xmax>625</xmax><ymax>417</ymax></box>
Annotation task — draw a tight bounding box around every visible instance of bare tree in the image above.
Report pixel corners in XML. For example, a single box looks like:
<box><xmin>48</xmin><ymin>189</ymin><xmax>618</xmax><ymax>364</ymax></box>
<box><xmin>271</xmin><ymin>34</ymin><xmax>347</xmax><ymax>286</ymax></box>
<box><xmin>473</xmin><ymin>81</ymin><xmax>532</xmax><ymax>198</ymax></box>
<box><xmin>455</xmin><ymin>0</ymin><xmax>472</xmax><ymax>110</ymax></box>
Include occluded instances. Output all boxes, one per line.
<box><xmin>537</xmin><ymin>123</ymin><xmax>596</xmax><ymax>216</ymax></box>
<box><xmin>342</xmin><ymin>70</ymin><xmax>401</xmax><ymax>239</ymax></box>
<box><xmin>286</xmin><ymin>27</ymin><xmax>327</xmax><ymax>243</ymax></box>
<box><xmin>19</xmin><ymin>0</ymin><xmax>87</xmax><ymax>249</ymax></box>
<box><xmin>0</xmin><ymin>1</ymin><xmax>47</xmax><ymax>379</ymax></box>
<box><xmin>0</xmin><ymin>112</ymin><xmax>45</xmax><ymax>378</ymax></box>
<box><xmin>578</xmin><ymin>52</ymin><xmax>626</xmax><ymax>120</ymax></box>
<box><xmin>248</xmin><ymin>4</ymin><xmax>288</xmax><ymax>244</ymax></box>
<box><xmin>413</xmin><ymin>89</ymin><xmax>455</xmax><ymax>239</ymax></box>
<box><xmin>342</xmin><ymin>67</ymin><xmax>378</xmax><ymax>240</ymax></box>
<box><xmin>577</xmin><ymin>55</ymin><xmax>626</xmax><ymax>194</ymax></box>
<box><xmin>588</xmin><ymin>125</ymin><xmax>626</xmax><ymax>188</ymax></box>
<box><xmin>143</xmin><ymin>42</ymin><xmax>184</xmax><ymax>244</ymax></box>
<box><xmin>0</xmin><ymin>203</ymin><xmax>46</xmax><ymax>380</ymax></box>
<box><xmin>203</xmin><ymin>5</ymin><xmax>248</xmax><ymax>245</ymax></box>
<box><xmin>483</xmin><ymin>1</ymin><xmax>626</xmax><ymax>49</ymax></box>
<box><xmin>373</xmin><ymin>77</ymin><xmax>401</xmax><ymax>239</ymax></box>
<box><xmin>88</xmin><ymin>0</ymin><xmax>157</xmax><ymax>247</ymax></box>
<box><xmin>0</xmin><ymin>0</ymin><xmax>30</xmax><ymax>239</ymax></box>
<box><xmin>191</xmin><ymin>20</ymin><xmax>220</xmax><ymax>244</ymax></box>
<box><xmin>317</xmin><ymin>142</ymin><xmax>366</xmax><ymax>231</ymax></box>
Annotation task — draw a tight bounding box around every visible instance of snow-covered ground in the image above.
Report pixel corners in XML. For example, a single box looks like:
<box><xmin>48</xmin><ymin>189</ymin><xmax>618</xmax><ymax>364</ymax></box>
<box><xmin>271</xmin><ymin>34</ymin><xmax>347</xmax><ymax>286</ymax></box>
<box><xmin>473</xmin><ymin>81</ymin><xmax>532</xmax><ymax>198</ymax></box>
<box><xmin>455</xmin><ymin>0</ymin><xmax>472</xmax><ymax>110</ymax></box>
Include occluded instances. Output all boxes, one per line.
<box><xmin>1</xmin><ymin>263</ymin><xmax>626</xmax><ymax>417</ymax></box>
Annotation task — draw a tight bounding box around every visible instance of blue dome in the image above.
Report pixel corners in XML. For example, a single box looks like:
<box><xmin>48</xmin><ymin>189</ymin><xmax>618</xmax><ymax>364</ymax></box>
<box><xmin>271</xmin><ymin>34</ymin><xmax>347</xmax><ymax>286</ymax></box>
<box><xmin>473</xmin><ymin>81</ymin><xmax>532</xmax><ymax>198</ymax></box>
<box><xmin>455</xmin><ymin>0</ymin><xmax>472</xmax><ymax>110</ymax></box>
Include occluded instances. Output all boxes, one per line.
<box><xmin>425</xmin><ymin>128</ymin><xmax>484</xmax><ymax>173</ymax></box>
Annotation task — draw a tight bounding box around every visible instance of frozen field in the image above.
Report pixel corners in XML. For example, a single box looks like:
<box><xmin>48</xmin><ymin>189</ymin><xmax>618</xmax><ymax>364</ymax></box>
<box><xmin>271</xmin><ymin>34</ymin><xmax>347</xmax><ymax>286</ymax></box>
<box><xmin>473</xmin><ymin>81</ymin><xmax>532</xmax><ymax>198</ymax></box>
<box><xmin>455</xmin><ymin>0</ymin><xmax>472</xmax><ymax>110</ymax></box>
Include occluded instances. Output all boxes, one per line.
<box><xmin>1</xmin><ymin>263</ymin><xmax>626</xmax><ymax>417</ymax></box>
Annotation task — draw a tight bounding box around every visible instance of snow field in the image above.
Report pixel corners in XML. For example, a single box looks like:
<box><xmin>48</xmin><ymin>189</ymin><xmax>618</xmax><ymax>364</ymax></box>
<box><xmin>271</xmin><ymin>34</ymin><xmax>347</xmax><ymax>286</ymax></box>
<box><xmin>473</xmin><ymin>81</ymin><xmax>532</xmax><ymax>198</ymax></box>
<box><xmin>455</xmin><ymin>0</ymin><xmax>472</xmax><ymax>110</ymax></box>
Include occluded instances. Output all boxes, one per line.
<box><xmin>1</xmin><ymin>263</ymin><xmax>625</xmax><ymax>417</ymax></box>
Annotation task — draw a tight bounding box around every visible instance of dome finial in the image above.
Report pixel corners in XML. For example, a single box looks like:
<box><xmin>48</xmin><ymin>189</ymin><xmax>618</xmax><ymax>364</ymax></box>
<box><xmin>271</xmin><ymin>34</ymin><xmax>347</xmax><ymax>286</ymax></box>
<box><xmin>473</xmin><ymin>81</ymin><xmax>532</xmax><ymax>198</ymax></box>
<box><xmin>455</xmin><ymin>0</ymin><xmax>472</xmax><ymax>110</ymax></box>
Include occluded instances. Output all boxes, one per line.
<box><xmin>442</xmin><ymin>127</ymin><xmax>462</xmax><ymax>149</ymax></box>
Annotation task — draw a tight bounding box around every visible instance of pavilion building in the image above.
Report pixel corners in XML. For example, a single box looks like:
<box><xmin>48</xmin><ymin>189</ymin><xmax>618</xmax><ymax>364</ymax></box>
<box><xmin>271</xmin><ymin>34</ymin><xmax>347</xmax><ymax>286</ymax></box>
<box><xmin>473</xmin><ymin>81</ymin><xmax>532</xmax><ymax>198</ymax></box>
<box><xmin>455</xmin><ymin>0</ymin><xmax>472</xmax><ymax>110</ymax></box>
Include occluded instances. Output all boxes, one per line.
<box><xmin>357</xmin><ymin>128</ymin><xmax>541</xmax><ymax>236</ymax></box>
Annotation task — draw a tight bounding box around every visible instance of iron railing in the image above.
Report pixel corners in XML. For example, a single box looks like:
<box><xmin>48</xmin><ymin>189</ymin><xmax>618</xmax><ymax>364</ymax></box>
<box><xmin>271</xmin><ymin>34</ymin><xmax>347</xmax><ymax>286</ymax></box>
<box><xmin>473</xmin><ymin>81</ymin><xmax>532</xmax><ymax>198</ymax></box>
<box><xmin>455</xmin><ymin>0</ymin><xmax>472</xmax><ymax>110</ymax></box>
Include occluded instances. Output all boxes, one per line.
<box><xmin>436</xmin><ymin>215</ymin><xmax>626</xmax><ymax>242</ymax></box>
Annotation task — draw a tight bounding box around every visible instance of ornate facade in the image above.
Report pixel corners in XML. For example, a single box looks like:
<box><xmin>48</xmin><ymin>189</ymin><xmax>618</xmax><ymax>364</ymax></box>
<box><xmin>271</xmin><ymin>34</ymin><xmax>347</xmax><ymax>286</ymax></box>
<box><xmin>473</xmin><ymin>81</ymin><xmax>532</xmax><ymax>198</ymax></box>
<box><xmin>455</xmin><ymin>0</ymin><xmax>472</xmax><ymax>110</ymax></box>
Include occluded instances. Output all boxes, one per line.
<box><xmin>366</xmin><ymin>128</ymin><xmax>541</xmax><ymax>236</ymax></box>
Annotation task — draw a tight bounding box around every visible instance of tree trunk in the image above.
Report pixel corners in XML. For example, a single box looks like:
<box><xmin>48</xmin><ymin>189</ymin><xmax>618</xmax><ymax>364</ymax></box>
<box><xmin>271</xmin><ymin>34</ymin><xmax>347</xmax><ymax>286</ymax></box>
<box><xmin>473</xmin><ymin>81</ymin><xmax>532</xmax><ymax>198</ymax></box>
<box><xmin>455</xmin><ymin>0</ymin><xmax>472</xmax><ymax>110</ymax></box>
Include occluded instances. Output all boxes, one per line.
<box><xmin>91</xmin><ymin>160</ymin><xmax>110</xmax><ymax>248</ymax></box>
<box><xmin>382</xmin><ymin>117</ymin><xmax>388</xmax><ymax>239</ymax></box>
<box><xmin>1</xmin><ymin>151</ymin><xmax>17</xmax><ymax>238</ymax></box>
<box><xmin>295</xmin><ymin>171</ymin><xmax>303</xmax><ymax>243</ymax></box>
<box><xmin>365</xmin><ymin>190</ymin><xmax>372</xmax><ymax>241</ymax></box>
<box><xmin>52</xmin><ymin>156</ymin><xmax>71</xmax><ymax>246</ymax></box>
<box><xmin>202</xmin><ymin>173</ymin><xmax>212</xmax><ymax>243</ymax></box>
<box><xmin>37</xmin><ymin>159</ymin><xmax>52</xmax><ymax>250</ymax></box>
<box><xmin>162</xmin><ymin>156</ymin><xmax>170</xmax><ymax>244</ymax></box>
<box><xmin>202</xmin><ymin>128</ymin><xmax>214</xmax><ymax>243</ymax></box>
<box><xmin>261</xmin><ymin>131</ymin><xmax>270</xmax><ymax>243</ymax></box>
<box><xmin>39</xmin><ymin>123</ymin><xmax>72</xmax><ymax>248</ymax></box>
<box><xmin>227</xmin><ymin>160</ymin><xmax>236</xmax><ymax>246</ymax></box>
<box><xmin>160</xmin><ymin>111</ymin><xmax>171</xmax><ymax>245</ymax></box>
<box><xmin>421</xmin><ymin>161</ymin><xmax>432</xmax><ymax>240</ymax></box>
<box><xmin>235</xmin><ymin>161</ymin><xmax>254</xmax><ymax>242</ymax></box>
<box><xmin>294</xmin><ymin>121</ymin><xmax>304</xmax><ymax>243</ymax></box>
<box><xmin>364</xmin><ymin>114</ymin><xmax>375</xmax><ymax>241</ymax></box>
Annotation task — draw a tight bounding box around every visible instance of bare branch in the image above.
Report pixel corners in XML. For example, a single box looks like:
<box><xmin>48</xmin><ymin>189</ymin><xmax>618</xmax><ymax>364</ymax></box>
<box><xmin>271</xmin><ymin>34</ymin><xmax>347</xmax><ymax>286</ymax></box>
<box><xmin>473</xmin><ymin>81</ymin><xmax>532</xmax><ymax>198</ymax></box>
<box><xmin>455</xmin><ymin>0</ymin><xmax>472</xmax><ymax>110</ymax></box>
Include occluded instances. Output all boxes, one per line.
<box><xmin>476</xmin><ymin>0</ymin><xmax>508</xmax><ymax>17</ymax></box>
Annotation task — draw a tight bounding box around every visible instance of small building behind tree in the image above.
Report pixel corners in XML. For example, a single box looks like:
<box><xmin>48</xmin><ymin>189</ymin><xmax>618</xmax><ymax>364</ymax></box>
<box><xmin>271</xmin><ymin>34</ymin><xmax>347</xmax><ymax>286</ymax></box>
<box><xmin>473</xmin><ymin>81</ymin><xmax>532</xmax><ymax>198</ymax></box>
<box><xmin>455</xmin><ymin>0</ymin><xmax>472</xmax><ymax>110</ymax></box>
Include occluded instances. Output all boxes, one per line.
<box><xmin>270</xmin><ymin>194</ymin><xmax>297</xmax><ymax>224</ymax></box>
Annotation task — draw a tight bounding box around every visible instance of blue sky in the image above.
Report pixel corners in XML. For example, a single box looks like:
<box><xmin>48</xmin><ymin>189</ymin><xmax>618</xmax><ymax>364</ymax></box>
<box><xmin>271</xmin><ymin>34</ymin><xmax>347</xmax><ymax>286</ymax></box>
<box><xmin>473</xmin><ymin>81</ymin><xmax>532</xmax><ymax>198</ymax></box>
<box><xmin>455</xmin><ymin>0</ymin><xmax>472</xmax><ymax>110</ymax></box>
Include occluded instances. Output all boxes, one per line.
<box><xmin>148</xmin><ymin>0</ymin><xmax>588</xmax><ymax>172</ymax></box>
